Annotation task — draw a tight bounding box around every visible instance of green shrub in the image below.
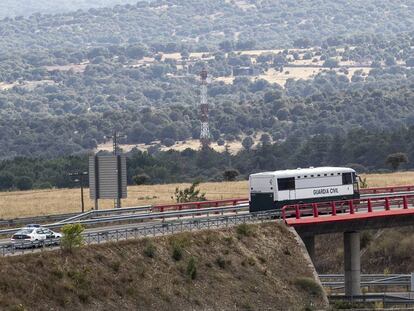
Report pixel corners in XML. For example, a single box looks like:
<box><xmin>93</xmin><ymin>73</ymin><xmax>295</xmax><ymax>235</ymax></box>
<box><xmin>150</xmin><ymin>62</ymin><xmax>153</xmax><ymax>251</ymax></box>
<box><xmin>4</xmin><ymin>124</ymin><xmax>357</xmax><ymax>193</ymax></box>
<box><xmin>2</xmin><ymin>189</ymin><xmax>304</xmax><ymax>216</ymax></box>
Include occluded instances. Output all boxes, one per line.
<box><xmin>110</xmin><ymin>261</ymin><xmax>121</xmax><ymax>272</ymax></box>
<box><xmin>172</xmin><ymin>243</ymin><xmax>183</xmax><ymax>261</ymax></box>
<box><xmin>215</xmin><ymin>256</ymin><xmax>226</xmax><ymax>269</ymax></box>
<box><xmin>143</xmin><ymin>241</ymin><xmax>156</xmax><ymax>258</ymax></box>
<box><xmin>236</xmin><ymin>224</ymin><xmax>253</xmax><ymax>237</ymax></box>
<box><xmin>51</xmin><ymin>268</ymin><xmax>64</xmax><ymax>279</ymax></box>
<box><xmin>294</xmin><ymin>277</ymin><xmax>323</xmax><ymax>297</ymax></box>
<box><xmin>78</xmin><ymin>292</ymin><xmax>89</xmax><ymax>303</ymax></box>
<box><xmin>187</xmin><ymin>257</ymin><xmax>197</xmax><ymax>279</ymax></box>
<box><xmin>332</xmin><ymin>301</ymin><xmax>367</xmax><ymax>309</ymax></box>
<box><xmin>174</xmin><ymin>181</ymin><xmax>206</xmax><ymax>203</ymax></box>
<box><xmin>60</xmin><ymin>223</ymin><xmax>85</xmax><ymax>253</ymax></box>
<box><xmin>170</xmin><ymin>234</ymin><xmax>190</xmax><ymax>261</ymax></box>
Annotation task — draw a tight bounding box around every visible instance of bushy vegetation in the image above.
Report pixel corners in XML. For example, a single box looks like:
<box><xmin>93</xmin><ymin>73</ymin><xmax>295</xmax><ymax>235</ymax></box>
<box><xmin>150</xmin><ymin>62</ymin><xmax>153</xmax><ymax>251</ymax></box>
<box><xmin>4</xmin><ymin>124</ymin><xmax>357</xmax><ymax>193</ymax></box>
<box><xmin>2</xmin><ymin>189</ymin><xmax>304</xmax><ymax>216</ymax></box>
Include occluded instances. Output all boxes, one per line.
<box><xmin>60</xmin><ymin>223</ymin><xmax>85</xmax><ymax>253</ymax></box>
<box><xmin>173</xmin><ymin>181</ymin><xmax>206</xmax><ymax>203</ymax></box>
<box><xmin>186</xmin><ymin>256</ymin><xmax>197</xmax><ymax>280</ymax></box>
<box><xmin>143</xmin><ymin>239</ymin><xmax>156</xmax><ymax>258</ymax></box>
<box><xmin>294</xmin><ymin>277</ymin><xmax>323</xmax><ymax>297</ymax></box>
<box><xmin>236</xmin><ymin>224</ymin><xmax>254</xmax><ymax>237</ymax></box>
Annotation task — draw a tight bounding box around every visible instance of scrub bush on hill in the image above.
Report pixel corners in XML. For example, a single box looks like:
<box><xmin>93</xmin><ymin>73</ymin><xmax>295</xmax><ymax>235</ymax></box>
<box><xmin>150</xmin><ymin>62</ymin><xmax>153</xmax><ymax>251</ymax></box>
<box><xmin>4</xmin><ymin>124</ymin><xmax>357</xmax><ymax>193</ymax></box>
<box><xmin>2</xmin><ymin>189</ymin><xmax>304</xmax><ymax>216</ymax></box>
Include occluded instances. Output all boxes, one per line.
<box><xmin>61</xmin><ymin>224</ymin><xmax>85</xmax><ymax>253</ymax></box>
<box><xmin>173</xmin><ymin>181</ymin><xmax>206</xmax><ymax>203</ymax></box>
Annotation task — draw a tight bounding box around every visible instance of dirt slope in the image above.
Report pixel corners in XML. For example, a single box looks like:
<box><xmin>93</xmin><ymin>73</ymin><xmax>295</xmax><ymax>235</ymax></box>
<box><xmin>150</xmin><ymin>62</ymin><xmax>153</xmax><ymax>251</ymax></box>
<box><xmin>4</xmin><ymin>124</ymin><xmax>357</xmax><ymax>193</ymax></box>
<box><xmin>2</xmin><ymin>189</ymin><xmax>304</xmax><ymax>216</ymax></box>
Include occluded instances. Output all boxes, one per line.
<box><xmin>0</xmin><ymin>223</ymin><xmax>327</xmax><ymax>310</ymax></box>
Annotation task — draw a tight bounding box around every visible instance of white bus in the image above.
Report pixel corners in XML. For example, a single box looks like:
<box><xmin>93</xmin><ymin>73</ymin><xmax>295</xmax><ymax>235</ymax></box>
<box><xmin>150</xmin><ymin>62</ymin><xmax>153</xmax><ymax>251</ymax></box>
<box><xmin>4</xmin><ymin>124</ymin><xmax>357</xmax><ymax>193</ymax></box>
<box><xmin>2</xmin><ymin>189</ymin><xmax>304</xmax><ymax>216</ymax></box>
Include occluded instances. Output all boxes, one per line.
<box><xmin>249</xmin><ymin>167</ymin><xmax>360</xmax><ymax>213</ymax></box>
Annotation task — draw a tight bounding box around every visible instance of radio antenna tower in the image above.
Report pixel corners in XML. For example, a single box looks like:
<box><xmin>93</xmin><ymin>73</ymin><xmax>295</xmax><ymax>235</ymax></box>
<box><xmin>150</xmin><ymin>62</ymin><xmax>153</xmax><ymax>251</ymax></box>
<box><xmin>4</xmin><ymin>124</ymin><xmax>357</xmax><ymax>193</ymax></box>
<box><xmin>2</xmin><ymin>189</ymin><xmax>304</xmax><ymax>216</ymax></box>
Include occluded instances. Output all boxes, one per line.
<box><xmin>199</xmin><ymin>68</ymin><xmax>211</xmax><ymax>148</ymax></box>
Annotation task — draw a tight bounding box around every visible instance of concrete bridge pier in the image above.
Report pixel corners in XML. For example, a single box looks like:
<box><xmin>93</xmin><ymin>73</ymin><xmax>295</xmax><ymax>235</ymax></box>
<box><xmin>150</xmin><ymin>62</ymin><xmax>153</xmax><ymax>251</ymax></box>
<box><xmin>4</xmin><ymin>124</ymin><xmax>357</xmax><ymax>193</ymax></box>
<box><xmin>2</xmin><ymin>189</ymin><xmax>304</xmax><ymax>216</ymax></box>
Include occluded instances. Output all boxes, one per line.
<box><xmin>344</xmin><ymin>231</ymin><xmax>361</xmax><ymax>296</ymax></box>
<box><xmin>302</xmin><ymin>235</ymin><xmax>315</xmax><ymax>262</ymax></box>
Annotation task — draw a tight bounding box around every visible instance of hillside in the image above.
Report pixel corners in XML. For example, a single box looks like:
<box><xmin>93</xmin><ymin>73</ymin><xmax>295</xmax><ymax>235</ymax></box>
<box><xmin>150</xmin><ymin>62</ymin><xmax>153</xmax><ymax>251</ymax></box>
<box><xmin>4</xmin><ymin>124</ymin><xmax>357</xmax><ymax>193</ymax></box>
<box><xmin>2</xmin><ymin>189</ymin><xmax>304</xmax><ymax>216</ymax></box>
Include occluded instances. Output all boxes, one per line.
<box><xmin>0</xmin><ymin>0</ymin><xmax>413</xmax><ymax>158</ymax></box>
<box><xmin>0</xmin><ymin>223</ymin><xmax>327</xmax><ymax>310</ymax></box>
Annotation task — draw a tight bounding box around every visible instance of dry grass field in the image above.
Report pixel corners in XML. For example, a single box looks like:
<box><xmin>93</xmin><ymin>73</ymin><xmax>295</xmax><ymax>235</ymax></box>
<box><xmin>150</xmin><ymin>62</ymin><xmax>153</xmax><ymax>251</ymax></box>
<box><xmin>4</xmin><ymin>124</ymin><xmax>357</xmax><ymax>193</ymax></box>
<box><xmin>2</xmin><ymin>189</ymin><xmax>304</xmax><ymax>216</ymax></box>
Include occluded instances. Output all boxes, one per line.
<box><xmin>0</xmin><ymin>181</ymin><xmax>248</xmax><ymax>219</ymax></box>
<box><xmin>359</xmin><ymin>171</ymin><xmax>414</xmax><ymax>188</ymax></box>
<box><xmin>0</xmin><ymin>171</ymin><xmax>413</xmax><ymax>220</ymax></box>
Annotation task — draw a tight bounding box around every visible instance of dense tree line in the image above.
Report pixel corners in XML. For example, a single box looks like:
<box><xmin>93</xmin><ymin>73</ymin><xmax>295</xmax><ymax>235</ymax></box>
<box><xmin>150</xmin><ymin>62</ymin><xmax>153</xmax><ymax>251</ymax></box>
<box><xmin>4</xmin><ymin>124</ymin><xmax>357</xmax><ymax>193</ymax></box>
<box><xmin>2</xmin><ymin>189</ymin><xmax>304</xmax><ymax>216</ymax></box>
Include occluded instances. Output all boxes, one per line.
<box><xmin>0</xmin><ymin>126</ymin><xmax>412</xmax><ymax>191</ymax></box>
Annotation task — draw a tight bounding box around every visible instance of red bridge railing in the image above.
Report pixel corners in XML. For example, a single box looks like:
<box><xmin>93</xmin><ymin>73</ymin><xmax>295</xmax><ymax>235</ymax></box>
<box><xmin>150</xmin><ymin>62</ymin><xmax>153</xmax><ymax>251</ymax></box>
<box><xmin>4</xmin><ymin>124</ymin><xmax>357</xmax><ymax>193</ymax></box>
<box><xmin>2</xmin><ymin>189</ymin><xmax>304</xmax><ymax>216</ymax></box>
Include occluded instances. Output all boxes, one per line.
<box><xmin>152</xmin><ymin>198</ymin><xmax>248</xmax><ymax>213</ymax></box>
<box><xmin>281</xmin><ymin>195</ymin><xmax>414</xmax><ymax>221</ymax></box>
<box><xmin>149</xmin><ymin>185</ymin><xmax>414</xmax><ymax>214</ymax></box>
<box><xmin>360</xmin><ymin>185</ymin><xmax>414</xmax><ymax>194</ymax></box>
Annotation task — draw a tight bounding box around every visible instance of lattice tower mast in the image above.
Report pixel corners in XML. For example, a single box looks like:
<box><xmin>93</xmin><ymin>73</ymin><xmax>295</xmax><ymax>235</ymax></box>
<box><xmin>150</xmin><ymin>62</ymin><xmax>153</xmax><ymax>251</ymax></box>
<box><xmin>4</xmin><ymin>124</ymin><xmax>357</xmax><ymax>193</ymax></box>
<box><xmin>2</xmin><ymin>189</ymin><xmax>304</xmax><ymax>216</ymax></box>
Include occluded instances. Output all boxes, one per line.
<box><xmin>200</xmin><ymin>68</ymin><xmax>210</xmax><ymax>148</ymax></box>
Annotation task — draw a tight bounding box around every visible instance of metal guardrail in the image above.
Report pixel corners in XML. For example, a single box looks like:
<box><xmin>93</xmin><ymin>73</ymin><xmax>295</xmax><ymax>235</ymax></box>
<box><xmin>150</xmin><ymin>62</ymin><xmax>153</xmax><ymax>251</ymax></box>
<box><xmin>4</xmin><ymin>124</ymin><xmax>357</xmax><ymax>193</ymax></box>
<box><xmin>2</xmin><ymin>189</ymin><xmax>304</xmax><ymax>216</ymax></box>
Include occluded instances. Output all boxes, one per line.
<box><xmin>360</xmin><ymin>185</ymin><xmax>414</xmax><ymax>194</ymax></box>
<box><xmin>0</xmin><ymin>212</ymin><xmax>79</xmax><ymax>227</ymax></box>
<box><xmin>0</xmin><ymin>198</ymin><xmax>249</xmax><ymax>228</ymax></box>
<box><xmin>322</xmin><ymin>274</ymin><xmax>414</xmax><ymax>306</ymax></box>
<box><xmin>320</xmin><ymin>274</ymin><xmax>414</xmax><ymax>289</ymax></box>
<box><xmin>0</xmin><ymin>204</ymin><xmax>250</xmax><ymax>236</ymax></box>
<box><xmin>328</xmin><ymin>293</ymin><xmax>414</xmax><ymax>305</ymax></box>
<box><xmin>0</xmin><ymin>210</ymin><xmax>280</xmax><ymax>256</ymax></box>
<box><xmin>56</xmin><ymin>205</ymin><xmax>152</xmax><ymax>224</ymax></box>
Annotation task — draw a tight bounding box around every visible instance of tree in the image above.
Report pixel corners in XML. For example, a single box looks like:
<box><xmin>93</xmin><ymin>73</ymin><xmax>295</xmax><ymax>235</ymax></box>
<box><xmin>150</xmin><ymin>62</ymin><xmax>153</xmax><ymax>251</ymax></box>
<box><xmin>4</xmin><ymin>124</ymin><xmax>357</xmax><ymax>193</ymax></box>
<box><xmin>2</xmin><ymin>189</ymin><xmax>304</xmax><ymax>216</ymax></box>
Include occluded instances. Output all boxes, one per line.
<box><xmin>242</xmin><ymin>136</ymin><xmax>254</xmax><ymax>150</ymax></box>
<box><xmin>323</xmin><ymin>58</ymin><xmax>339</xmax><ymax>68</ymax></box>
<box><xmin>260</xmin><ymin>133</ymin><xmax>272</xmax><ymax>145</ymax></box>
<box><xmin>386</xmin><ymin>153</ymin><xmax>408</xmax><ymax>171</ymax></box>
<box><xmin>276</xmin><ymin>108</ymin><xmax>290</xmax><ymax>121</ymax></box>
<box><xmin>162</xmin><ymin>138</ymin><xmax>175</xmax><ymax>147</ymax></box>
<box><xmin>223</xmin><ymin>169</ymin><xmax>239</xmax><ymax>181</ymax></box>
<box><xmin>16</xmin><ymin>176</ymin><xmax>33</xmax><ymax>191</ymax></box>
<box><xmin>219</xmin><ymin>40</ymin><xmax>234</xmax><ymax>52</ymax></box>
<box><xmin>0</xmin><ymin>173</ymin><xmax>14</xmax><ymax>190</ymax></box>
<box><xmin>406</xmin><ymin>57</ymin><xmax>414</xmax><ymax>67</ymax></box>
<box><xmin>385</xmin><ymin>56</ymin><xmax>396</xmax><ymax>66</ymax></box>
<box><xmin>174</xmin><ymin>181</ymin><xmax>206</xmax><ymax>203</ymax></box>
<box><xmin>126</xmin><ymin>44</ymin><xmax>147</xmax><ymax>59</ymax></box>
<box><xmin>60</xmin><ymin>224</ymin><xmax>84</xmax><ymax>253</ymax></box>
<box><xmin>180</xmin><ymin>50</ymin><xmax>190</xmax><ymax>60</ymax></box>
<box><xmin>293</xmin><ymin>38</ymin><xmax>311</xmax><ymax>48</ymax></box>
<box><xmin>133</xmin><ymin>173</ymin><xmax>150</xmax><ymax>185</ymax></box>
<box><xmin>217</xmin><ymin>138</ymin><xmax>225</xmax><ymax>146</ymax></box>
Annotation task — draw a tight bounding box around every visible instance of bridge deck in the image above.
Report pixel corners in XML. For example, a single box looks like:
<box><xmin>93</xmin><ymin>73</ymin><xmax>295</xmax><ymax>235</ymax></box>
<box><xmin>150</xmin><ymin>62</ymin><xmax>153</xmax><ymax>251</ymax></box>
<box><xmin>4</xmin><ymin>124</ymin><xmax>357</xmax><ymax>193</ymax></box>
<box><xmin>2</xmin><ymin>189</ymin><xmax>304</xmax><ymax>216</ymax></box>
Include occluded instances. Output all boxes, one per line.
<box><xmin>286</xmin><ymin>208</ymin><xmax>414</xmax><ymax>226</ymax></box>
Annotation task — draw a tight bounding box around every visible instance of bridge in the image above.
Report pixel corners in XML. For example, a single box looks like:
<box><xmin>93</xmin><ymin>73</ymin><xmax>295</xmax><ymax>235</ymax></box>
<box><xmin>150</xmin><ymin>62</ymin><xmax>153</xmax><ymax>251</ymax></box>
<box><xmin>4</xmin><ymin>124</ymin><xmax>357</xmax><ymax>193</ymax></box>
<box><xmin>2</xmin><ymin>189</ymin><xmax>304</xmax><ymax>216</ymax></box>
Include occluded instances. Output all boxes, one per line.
<box><xmin>281</xmin><ymin>185</ymin><xmax>414</xmax><ymax>297</ymax></box>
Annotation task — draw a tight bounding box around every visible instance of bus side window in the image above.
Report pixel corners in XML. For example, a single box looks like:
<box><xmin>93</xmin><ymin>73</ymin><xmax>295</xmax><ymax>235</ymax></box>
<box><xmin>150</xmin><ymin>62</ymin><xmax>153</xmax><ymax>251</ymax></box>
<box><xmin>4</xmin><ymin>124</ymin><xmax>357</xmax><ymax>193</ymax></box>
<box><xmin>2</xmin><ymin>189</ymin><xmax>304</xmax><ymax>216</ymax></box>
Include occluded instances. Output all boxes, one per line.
<box><xmin>277</xmin><ymin>178</ymin><xmax>295</xmax><ymax>190</ymax></box>
<box><xmin>342</xmin><ymin>173</ymin><xmax>353</xmax><ymax>185</ymax></box>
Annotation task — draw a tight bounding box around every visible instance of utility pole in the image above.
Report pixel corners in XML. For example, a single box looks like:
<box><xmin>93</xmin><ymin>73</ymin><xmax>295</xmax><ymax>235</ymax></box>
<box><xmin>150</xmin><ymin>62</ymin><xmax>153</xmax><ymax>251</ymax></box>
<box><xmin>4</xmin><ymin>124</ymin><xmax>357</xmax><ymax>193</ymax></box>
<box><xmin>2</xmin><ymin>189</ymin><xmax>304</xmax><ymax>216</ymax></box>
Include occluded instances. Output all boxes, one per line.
<box><xmin>69</xmin><ymin>171</ymin><xmax>88</xmax><ymax>213</ymax></box>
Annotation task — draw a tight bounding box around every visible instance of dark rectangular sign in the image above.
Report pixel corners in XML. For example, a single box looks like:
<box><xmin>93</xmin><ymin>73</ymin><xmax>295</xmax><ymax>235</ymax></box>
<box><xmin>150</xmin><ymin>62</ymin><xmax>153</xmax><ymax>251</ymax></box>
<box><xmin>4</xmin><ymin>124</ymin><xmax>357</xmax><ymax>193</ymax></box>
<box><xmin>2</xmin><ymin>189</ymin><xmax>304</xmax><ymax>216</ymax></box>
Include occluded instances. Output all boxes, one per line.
<box><xmin>89</xmin><ymin>155</ymin><xmax>127</xmax><ymax>199</ymax></box>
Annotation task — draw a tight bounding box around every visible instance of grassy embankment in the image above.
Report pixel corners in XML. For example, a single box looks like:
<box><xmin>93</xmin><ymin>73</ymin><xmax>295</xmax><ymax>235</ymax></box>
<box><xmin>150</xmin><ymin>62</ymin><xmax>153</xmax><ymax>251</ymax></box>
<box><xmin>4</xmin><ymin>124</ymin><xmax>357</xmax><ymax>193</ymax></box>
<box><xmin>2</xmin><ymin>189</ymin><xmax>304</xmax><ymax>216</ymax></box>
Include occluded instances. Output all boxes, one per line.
<box><xmin>0</xmin><ymin>223</ymin><xmax>327</xmax><ymax>310</ymax></box>
<box><xmin>0</xmin><ymin>171</ymin><xmax>413</xmax><ymax>219</ymax></box>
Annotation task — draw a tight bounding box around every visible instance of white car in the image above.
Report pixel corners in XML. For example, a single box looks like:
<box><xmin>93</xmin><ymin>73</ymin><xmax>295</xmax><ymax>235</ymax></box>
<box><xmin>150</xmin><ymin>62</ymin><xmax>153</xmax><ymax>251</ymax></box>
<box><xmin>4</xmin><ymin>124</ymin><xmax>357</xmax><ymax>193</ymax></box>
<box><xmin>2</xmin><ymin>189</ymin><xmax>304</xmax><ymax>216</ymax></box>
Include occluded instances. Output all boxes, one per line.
<box><xmin>11</xmin><ymin>226</ymin><xmax>62</xmax><ymax>247</ymax></box>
